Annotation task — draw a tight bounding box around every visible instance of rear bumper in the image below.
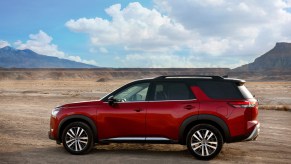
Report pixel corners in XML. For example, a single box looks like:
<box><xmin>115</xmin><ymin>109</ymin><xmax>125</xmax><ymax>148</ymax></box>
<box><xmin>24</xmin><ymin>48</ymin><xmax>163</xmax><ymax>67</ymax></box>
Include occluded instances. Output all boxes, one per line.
<box><xmin>245</xmin><ymin>123</ymin><xmax>260</xmax><ymax>141</ymax></box>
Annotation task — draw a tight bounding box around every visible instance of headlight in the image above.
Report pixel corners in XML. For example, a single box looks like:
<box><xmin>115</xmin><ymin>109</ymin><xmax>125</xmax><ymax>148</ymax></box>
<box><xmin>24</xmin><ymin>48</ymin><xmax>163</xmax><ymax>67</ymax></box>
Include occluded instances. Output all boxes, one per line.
<box><xmin>51</xmin><ymin>107</ymin><xmax>61</xmax><ymax>118</ymax></box>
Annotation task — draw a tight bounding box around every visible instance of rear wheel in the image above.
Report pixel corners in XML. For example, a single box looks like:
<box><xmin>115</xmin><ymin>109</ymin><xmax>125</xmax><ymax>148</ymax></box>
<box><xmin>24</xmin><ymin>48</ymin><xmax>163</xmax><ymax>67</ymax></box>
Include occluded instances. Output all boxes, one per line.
<box><xmin>62</xmin><ymin>122</ymin><xmax>94</xmax><ymax>155</ymax></box>
<box><xmin>186</xmin><ymin>124</ymin><xmax>223</xmax><ymax>160</ymax></box>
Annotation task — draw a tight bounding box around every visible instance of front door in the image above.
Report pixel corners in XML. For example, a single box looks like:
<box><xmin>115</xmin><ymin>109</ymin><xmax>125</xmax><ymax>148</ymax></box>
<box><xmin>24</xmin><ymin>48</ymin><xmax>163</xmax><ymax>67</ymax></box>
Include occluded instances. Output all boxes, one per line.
<box><xmin>97</xmin><ymin>82</ymin><xmax>149</xmax><ymax>140</ymax></box>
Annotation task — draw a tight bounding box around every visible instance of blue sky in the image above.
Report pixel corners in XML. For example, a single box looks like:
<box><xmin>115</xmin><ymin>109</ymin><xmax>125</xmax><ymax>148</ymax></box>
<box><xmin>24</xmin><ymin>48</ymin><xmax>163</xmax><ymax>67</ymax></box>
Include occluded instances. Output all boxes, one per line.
<box><xmin>1</xmin><ymin>0</ymin><xmax>291</xmax><ymax>68</ymax></box>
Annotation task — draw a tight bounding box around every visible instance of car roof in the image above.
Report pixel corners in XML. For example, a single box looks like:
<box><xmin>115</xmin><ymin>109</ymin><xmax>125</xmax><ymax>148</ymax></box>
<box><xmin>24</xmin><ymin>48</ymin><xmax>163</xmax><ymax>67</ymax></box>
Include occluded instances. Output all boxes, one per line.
<box><xmin>128</xmin><ymin>76</ymin><xmax>245</xmax><ymax>86</ymax></box>
<box><xmin>137</xmin><ymin>75</ymin><xmax>246</xmax><ymax>84</ymax></box>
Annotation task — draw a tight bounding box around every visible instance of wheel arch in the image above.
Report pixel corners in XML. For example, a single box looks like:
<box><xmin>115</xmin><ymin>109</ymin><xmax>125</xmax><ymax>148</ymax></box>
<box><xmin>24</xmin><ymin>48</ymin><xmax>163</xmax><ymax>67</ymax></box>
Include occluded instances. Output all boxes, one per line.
<box><xmin>179</xmin><ymin>114</ymin><xmax>230</xmax><ymax>144</ymax></box>
<box><xmin>57</xmin><ymin>115</ymin><xmax>98</xmax><ymax>143</ymax></box>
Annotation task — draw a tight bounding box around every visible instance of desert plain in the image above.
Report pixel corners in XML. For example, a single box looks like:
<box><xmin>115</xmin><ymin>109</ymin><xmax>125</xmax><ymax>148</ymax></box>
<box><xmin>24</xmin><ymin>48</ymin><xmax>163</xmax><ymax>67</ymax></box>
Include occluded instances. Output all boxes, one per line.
<box><xmin>0</xmin><ymin>77</ymin><xmax>291</xmax><ymax>163</ymax></box>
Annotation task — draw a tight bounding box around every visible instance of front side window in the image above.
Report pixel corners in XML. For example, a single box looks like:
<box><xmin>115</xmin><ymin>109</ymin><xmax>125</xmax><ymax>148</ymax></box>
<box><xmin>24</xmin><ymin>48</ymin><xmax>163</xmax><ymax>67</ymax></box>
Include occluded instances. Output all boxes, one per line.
<box><xmin>153</xmin><ymin>82</ymin><xmax>194</xmax><ymax>101</ymax></box>
<box><xmin>114</xmin><ymin>83</ymin><xmax>149</xmax><ymax>102</ymax></box>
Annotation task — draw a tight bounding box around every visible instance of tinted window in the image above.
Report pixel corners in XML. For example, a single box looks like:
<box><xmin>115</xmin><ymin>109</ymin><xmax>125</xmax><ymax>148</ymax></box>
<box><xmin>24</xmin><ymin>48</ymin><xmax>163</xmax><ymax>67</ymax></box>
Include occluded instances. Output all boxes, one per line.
<box><xmin>197</xmin><ymin>81</ymin><xmax>243</xmax><ymax>99</ymax></box>
<box><xmin>153</xmin><ymin>82</ymin><xmax>194</xmax><ymax>101</ymax></box>
<box><xmin>238</xmin><ymin>85</ymin><xmax>254</xmax><ymax>99</ymax></box>
<box><xmin>114</xmin><ymin>83</ymin><xmax>149</xmax><ymax>102</ymax></box>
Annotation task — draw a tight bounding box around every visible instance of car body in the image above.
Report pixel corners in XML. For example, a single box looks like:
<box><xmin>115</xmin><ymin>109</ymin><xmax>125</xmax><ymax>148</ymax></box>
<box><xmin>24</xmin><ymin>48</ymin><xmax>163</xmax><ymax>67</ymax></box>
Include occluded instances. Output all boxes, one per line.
<box><xmin>49</xmin><ymin>75</ymin><xmax>260</xmax><ymax>160</ymax></box>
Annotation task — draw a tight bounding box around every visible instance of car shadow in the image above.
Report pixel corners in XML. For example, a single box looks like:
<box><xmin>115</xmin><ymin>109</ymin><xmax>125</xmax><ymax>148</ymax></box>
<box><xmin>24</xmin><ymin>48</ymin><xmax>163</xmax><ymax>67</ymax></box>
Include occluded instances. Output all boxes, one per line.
<box><xmin>90</xmin><ymin>143</ymin><xmax>192</xmax><ymax>158</ymax></box>
<box><xmin>1</xmin><ymin>144</ymin><xmax>245</xmax><ymax>163</ymax></box>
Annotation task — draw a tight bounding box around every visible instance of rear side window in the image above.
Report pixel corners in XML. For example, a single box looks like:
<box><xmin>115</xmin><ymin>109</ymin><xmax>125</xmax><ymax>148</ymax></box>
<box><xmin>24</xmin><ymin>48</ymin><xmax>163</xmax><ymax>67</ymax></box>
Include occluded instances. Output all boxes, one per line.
<box><xmin>153</xmin><ymin>82</ymin><xmax>195</xmax><ymax>101</ymax></box>
<box><xmin>197</xmin><ymin>81</ymin><xmax>243</xmax><ymax>99</ymax></box>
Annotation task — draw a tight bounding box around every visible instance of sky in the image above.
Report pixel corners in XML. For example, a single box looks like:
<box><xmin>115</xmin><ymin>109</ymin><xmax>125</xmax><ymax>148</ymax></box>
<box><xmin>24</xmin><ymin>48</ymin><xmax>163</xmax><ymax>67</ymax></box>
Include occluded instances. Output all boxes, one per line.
<box><xmin>1</xmin><ymin>0</ymin><xmax>291</xmax><ymax>68</ymax></box>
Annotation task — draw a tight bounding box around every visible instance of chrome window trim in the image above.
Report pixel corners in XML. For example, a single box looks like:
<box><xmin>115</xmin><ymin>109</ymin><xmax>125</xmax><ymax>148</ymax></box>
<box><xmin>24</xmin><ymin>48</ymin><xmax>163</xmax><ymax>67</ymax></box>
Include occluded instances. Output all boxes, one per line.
<box><xmin>148</xmin><ymin>99</ymin><xmax>197</xmax><ymax>102</ymax></box>
<box><xmin>103</xmin><ymin>101</ymin><xmax>148</xmax><ymax>104</ymax></box>
<box><xmin>103</xmin><ymin>99</ymin><xmax>197</xmax><ymax>104</ymax></box>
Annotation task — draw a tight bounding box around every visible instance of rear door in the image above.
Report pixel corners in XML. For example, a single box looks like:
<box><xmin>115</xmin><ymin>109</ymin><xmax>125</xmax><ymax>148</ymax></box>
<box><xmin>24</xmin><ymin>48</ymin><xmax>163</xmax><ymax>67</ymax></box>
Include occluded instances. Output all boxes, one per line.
<box><xmin>145</xmin><ymin>81</ymin><xmax>199</xmax><ymax>141</ymax></box>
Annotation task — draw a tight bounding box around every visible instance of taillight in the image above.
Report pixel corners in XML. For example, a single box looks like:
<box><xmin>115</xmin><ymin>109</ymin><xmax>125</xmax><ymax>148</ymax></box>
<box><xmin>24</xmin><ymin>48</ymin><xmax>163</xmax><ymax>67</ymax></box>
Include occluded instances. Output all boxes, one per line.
<box><xmin>228</xmin><ymin>101</ymin><xmax>258</xmax><ymax>121</ymax></box>
<box><xmin>228</xmin><ymin>101</ymin><xmax>256</xmax><ymax>108</ymax></box>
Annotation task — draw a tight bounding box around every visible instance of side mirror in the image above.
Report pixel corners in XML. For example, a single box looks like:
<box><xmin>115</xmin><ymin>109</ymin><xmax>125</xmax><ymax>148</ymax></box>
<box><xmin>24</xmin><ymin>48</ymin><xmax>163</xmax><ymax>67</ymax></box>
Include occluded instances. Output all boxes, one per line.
<box><xmin>108</xmin><ymin>96</ymin><xmax>116</xmax><ymax>106</ymax></box>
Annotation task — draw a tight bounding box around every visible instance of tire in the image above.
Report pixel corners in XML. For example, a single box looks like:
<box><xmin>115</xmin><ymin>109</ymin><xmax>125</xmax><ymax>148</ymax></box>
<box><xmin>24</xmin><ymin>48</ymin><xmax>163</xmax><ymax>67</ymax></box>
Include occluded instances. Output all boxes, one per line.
<box><xmin>186</xmin><ymin>124</ymin><xmax>223</xmax><ymax>160</ymax></box>
<box><xmin>62</xmin><ymin>122</ymin><xmax>94</xmax><ymax>155</ymax></box>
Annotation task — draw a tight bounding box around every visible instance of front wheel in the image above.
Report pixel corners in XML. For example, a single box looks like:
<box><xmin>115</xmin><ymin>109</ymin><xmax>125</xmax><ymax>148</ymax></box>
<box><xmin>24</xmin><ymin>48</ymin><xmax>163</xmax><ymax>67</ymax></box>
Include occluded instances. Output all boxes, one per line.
<box><xmin>186</xmin><ymin>124</ymin><xmax>223</xmax><ymax>160</ymax></box>
<box><xmin>62</xmin><ymin>122</ymin><xmax>94</xmax><ymax>155</ymax></box>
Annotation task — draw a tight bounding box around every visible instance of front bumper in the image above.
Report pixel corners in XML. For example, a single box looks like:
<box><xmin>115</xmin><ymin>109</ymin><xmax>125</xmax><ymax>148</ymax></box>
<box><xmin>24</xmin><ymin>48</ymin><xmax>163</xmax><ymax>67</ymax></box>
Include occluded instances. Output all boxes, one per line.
<box><xmin>48</xmin><ymin>130</ymin><xmax>62</xmax><ymax>144</ymax></box>
<box><xmin>48</xmin><ymin>130</ymin><xmax>55</xmax><ymax>140</ymax></box>
<box><xmin>245</xmin><ymin>123</ymin><xmax>260</xmax><ymax>141</ymax></box>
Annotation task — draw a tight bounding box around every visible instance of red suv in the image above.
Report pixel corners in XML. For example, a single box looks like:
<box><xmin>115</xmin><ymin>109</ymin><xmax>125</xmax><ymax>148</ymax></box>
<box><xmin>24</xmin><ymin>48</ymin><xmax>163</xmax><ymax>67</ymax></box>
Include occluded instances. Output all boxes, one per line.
<box><xmin>49</xmin><ymin>75</ymin><xmax>259</xmax><ymax>160</ymax></box>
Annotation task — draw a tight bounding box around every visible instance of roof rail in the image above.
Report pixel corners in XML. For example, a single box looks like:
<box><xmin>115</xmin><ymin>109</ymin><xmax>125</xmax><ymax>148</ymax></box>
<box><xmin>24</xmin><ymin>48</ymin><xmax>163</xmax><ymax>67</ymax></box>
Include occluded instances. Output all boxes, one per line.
<box><xmin>154</xmin><ymin>75</ymin><xmax>224</xmax><ymax>80</ymax></box>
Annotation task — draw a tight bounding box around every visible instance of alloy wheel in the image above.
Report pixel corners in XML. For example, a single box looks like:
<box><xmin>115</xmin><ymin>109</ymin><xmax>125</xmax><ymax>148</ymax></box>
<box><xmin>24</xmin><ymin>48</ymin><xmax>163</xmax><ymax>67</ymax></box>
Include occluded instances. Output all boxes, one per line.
<box><xmin>190</xmin><ymin>129</ymin><xmax>218</xmax><ymax>156</ymax></box>
<box><xmin>65</xmin><ymin>127</ymin><xmax>89</xmax><ymax>152</ymax></box>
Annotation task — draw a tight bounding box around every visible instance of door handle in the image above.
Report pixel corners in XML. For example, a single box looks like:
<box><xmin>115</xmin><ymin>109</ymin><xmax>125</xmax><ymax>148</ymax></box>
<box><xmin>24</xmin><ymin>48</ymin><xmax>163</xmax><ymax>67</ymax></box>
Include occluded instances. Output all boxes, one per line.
<box><xmin>184</xmin><ymin>105</ymin><xmax>194</xmax><ymax>110</ymax></box>
<box><xmin>134</xmin><ymin>108</ymin><xmax>143</xmax><ymax>112</ymax></box>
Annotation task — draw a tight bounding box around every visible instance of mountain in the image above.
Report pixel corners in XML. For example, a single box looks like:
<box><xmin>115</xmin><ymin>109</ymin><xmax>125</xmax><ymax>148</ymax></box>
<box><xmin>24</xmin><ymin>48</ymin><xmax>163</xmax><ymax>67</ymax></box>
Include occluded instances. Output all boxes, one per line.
<box><xmin>234</xmin><ymin>42</ymin><xmax>291</xmax><ymax>72</ymax></box>
<box><xmin>0</xmin><ymin>46</ymin><xmax>97</xmax><ymax>68</ymax></box>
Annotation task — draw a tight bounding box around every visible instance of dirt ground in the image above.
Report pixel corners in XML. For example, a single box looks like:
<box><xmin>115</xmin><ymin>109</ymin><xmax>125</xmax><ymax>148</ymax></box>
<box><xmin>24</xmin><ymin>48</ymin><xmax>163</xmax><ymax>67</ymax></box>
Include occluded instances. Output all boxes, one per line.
<box><xmin>0</xmin><ymin>80</ymin><xmax>291</xmax><ymax>164</ymax></box>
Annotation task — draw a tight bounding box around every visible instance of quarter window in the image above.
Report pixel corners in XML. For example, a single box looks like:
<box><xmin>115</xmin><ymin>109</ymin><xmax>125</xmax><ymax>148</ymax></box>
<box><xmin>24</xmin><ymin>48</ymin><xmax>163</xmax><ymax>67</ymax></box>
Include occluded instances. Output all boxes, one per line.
<box><xmin>196</xmin><ymin>81</ymin><xmax>243</xmax><ymax>99</ymax></box>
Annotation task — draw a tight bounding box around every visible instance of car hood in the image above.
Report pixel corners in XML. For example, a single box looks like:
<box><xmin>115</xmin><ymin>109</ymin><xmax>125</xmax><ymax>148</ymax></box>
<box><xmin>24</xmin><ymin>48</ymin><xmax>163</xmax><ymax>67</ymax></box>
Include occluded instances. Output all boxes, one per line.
<box><xmin>60</xmin><ymin>100</ymin><xmax>103</xmax><ymax>108</ymax></box>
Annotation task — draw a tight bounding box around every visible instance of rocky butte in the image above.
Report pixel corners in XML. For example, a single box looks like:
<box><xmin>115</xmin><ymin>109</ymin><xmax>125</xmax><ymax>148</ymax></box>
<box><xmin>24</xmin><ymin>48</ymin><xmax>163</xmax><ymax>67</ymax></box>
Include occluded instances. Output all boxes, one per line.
<box><xmin>234</xmin><ymin>42</ymin><xmax>291</xmax><ymax>72</ymax></box>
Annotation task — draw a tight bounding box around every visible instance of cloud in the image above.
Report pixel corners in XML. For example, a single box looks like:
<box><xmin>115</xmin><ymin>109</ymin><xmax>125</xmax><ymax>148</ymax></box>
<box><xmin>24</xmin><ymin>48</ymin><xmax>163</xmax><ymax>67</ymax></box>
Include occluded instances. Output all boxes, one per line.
<box><xmin>118</xmin><ymin>53</ymin><xmax>194</xmax><ymax>68</ymax></box>
<box><xmin>66</xmin><ymin>1</ymin><xmax>291</xmax><ymax>68</ymax></box>
<box><xmin>0</xmin><ymin>40</ymin><xmax>10</xmax><ymax>48</ymax></box>
<box><xmin>14</xmin><ymin>30</ymin><xmax>66</xmax><ymax>58</ymax></box>
<box><xmin>14</xmin><ymin>30</ymin><xmax>97</xmax><ymax>66</ymax></box>
<box><xmin>154</xmin><ymin>0</ymin><xmax>291</xmax><ymax>54</ymax></box>
<box><xmin>117</xmin><ymin>52</ymin><xmax>249</xmax><ymax>68</ymax></box>
<box><xmin>66</xmin><ymin>2</ymin><xmax>192</xmax><ymax>52</ymax></box>
<box><xmin>67</xmin><ymin>55</ymin><xmax>97</xmax><ymax>66</ymax></box>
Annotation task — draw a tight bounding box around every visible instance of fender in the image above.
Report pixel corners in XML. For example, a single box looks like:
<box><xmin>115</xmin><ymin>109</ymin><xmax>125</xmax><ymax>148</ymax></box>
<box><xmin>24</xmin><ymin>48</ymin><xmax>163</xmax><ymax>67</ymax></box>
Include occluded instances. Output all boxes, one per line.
<box><xmin>57</xmin><ymin>115</ymin><xmax>98</xmax><ymax>143</ymax></box>
<box><xmin>179</xmin><ymin>114</ymin><xmax>231</xmax><ymax>144</ymax></box>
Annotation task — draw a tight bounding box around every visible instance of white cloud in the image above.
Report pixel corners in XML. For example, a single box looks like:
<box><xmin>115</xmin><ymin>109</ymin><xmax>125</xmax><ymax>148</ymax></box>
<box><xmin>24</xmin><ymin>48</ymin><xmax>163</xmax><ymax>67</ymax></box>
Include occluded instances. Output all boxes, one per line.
<box><xmin>67</xmin><ymin>55</ymin><xmax>97</xmax><ymax>66</ymax></box>
<box><xmin>14</xmin><ymin>30</ymin><xmax>98</xmax><ymax>66</ymax></box>
<box><xmin>14</xmin><ymin>30</ymin><xmax>66</xmax><ymax>58</ymax></box>
<box><xmin>154</xmin><ymin>0</ymin><xmax>291</xmax><ymax>54</ymax></box>
<box><xmin>118</xmin><ymin>53</ymin><xmax>194</xmax><ymax>68</ymax></box>
<box><xmin>0</xmin><ymin>40</ymin><xmax>10</xmax><ymax>48</ymax></box>
<box><xmin>66</xmin><ymin>2</ymin><xmax>192</xmax><ymax>52</ymax></box>
<box><xmin>66</xmin><ymin>1</ymin><xmax>291</xmax><ymax>68</ymax></box>
<box><xmin>117</xmin><ymin>52</ymin><xmax>249</xmax><ymax>68</ymax></box>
